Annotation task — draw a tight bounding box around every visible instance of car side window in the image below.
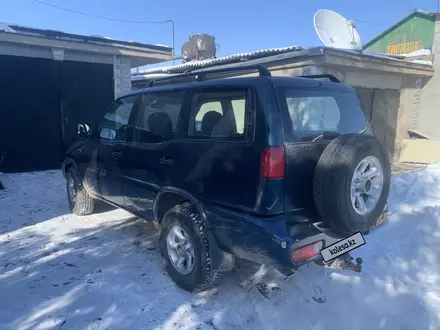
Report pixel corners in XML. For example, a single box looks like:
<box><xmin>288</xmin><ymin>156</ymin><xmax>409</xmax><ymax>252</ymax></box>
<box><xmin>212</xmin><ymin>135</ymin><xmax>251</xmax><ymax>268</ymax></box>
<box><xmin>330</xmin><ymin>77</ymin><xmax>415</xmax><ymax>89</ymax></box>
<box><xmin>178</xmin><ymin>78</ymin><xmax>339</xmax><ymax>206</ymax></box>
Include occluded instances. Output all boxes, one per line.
<box><xmin>98</xmin><ymin>95</ymin><xmax>138</xmax><ymax>141</ymax></box>
<box><xmin>134</xmin><ymin>91</ymin><xmax>185</xmax><ymax>143</ymax></box>
<box><xmin>194</xmin><ymin>101</ymin><xmax>223</xmax><ymax>133</ymax></box>
<box><xmin>187</xmin><ymin>90</ymin><xmax>247</xmax><ymax>140</ymax></box>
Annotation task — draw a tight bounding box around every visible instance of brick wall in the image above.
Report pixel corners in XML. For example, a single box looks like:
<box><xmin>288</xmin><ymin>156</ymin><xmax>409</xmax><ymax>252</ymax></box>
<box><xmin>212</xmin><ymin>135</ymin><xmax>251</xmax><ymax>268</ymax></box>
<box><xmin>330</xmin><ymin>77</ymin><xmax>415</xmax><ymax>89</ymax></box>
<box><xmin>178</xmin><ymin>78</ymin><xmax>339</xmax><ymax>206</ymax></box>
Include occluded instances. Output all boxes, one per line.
<box><xmin>113</xmin><ymin>56</ymin><xmax>131</xmax><ymax>98</ymax></box>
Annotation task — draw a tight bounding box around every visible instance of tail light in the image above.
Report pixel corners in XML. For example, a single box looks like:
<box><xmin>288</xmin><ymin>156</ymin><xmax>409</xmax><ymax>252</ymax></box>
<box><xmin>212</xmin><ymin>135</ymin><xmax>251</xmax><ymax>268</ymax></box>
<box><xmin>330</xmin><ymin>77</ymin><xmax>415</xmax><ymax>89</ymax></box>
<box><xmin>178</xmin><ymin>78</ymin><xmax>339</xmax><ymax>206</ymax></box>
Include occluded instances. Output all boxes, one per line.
<box><xmin>291</xmin><ymin>241</ymin><xmax>323</xmax><ymax>263</ymax></box>
<box><xmin>261</xmin><ymin>146</ymin><xmax>285</xmax><ymax>179</ymax></box>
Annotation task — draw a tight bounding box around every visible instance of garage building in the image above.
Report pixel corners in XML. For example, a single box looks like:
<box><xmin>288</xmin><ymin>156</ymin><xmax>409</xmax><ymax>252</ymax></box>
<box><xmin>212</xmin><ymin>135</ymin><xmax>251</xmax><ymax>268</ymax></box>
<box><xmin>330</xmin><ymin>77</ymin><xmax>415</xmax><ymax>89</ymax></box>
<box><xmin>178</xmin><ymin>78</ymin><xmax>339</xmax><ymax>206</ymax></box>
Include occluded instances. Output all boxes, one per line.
<box><xmin>0</xmin><ymin>23</ymin><xmax>172</xmax><ymax>172</ymax></box>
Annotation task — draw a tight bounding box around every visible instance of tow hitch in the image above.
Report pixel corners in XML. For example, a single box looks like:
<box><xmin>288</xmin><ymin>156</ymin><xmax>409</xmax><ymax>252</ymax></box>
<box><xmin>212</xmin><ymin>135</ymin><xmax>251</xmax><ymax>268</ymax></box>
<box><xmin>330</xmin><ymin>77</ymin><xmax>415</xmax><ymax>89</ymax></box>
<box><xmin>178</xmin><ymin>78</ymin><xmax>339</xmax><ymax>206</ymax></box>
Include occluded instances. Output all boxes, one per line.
<box><xmin>317</xmin><ymin>253</ymin><xmax>363</xmax><ymax>273</ymax></box>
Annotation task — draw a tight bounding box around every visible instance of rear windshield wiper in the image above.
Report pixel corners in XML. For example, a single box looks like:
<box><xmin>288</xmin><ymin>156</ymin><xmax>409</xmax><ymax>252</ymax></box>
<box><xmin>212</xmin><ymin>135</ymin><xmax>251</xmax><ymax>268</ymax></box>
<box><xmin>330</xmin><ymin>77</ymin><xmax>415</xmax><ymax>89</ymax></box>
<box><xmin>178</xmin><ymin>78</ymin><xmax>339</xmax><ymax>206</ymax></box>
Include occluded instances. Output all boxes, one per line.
<box><xmin>300</xmin><ymin>131</ymin><xmax>340</xmax><ymax>142</ymax></box>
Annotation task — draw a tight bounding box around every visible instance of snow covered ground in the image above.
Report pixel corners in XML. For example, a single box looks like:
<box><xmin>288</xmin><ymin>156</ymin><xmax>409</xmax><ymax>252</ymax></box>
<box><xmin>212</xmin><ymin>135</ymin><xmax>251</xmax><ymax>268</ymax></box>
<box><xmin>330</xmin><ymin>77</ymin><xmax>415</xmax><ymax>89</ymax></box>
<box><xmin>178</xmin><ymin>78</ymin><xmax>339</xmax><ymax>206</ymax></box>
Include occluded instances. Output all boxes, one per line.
<box><xmin>1</xmin><ymin>165</ymin><xmax>440</xmax><ymax>330</ymax></box>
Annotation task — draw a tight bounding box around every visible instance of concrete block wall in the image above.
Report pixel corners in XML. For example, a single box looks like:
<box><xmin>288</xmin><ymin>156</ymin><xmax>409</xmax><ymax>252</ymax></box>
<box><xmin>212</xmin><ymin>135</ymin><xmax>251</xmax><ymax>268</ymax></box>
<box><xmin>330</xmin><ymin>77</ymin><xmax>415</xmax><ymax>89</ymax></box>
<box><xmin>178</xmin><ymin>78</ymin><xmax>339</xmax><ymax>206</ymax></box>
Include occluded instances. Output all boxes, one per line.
<box><xmin>395</xmin><ymin>78</ymin><xmax>416</xmax><ymax>162</ymax></box>
<box><xmin>113</xmin><ymin>56</ymin><xmax>132</xmax><ymax>98</ymax></box>
<box><xmin>411</xmin><ymin>80</ymin><xmax>423</xmax><ymax>129</ymax></box>
<box><xmin>355</xmin><ymin>88</ymin><xmax>400</xmax><ymax>161</ymax></box>
<box><xmin>417</xmin><ymin>17</ymin><xmax>440</xmax><ymax>138</ymax></box>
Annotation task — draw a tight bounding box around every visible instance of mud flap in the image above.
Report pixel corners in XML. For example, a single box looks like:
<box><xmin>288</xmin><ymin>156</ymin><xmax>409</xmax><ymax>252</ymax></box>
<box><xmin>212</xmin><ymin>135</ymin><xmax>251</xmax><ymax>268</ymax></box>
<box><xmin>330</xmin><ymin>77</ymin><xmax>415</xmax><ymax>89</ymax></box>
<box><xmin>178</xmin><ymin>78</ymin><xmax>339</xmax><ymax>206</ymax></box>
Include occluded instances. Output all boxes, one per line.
<box><xmin>316</xmin><ymin>253</ymin><xmax>363</xmax><ymax>273</ymax></box>
<box><xmin>208</xmin><ymin>230</ymin><xmax>235</xmax><ymax>272</ymax></box>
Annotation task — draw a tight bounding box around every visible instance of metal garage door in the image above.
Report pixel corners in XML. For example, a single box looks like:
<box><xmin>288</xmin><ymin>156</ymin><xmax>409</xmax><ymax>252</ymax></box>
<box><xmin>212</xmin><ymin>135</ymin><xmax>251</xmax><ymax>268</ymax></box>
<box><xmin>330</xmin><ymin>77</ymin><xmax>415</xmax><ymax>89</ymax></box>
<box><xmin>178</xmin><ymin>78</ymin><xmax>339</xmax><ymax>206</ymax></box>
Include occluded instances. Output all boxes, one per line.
<box><xmin>0</xmin><ymin>57</ymin><xmax>114</xmax><ymax>173</ymax></box>
<box><xmin>59</xmin><ymin>61</ymin><xmax>114</xmax><ymax>150</ymax></box>
<box><xmin>0</xmin><ymin>55</ymin><xmax>61</xmax><ymax>172</ymax></box>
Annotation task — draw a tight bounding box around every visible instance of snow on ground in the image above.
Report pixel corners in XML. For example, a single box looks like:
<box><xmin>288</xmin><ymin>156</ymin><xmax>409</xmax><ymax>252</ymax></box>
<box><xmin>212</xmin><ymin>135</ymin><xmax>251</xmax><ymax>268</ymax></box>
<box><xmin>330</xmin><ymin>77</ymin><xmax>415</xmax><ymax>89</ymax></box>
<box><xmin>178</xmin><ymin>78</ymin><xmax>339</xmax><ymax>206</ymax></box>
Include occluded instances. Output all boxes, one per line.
<box><xmin>1</xmin><ymin>166</ymin><xmax>440</xmax><ymax>330</ymax></box>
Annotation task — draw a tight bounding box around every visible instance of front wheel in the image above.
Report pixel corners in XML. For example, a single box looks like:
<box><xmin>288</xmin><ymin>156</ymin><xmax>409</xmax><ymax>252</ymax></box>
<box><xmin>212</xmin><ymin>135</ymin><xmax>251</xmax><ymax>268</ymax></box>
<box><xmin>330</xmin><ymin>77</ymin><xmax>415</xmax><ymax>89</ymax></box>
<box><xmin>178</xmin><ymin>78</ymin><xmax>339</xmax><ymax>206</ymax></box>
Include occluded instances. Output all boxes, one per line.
<box><xmin>66</xmin><ymin>168</ymin><xmax>95</xmax><ymax>216</ymax></box>
<box><xmin>159</xmin><ymin>202</ymin><xmax>218</xmax><ymax>292</ymax></box>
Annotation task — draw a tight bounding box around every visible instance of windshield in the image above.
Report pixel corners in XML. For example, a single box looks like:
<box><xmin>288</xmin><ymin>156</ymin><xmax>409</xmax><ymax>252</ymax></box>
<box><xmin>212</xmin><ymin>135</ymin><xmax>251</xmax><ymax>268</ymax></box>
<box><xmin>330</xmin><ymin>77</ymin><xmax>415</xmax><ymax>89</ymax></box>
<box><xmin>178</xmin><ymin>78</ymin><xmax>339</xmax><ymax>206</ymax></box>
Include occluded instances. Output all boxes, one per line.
<box><xmin>278</xmin><ymin>88</ymin><xmax>367</xmax><ymax>141</ymax></box>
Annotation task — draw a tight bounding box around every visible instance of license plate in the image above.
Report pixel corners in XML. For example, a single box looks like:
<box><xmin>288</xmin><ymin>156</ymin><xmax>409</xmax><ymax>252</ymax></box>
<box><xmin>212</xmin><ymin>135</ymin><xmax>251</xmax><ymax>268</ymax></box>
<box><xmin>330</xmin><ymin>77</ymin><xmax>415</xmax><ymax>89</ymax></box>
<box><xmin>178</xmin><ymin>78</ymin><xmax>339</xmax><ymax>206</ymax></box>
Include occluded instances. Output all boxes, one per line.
<box><xmin>320</xmin><ymin>232</ymin><xmax>366</xmax><ymax>263</ymax></box>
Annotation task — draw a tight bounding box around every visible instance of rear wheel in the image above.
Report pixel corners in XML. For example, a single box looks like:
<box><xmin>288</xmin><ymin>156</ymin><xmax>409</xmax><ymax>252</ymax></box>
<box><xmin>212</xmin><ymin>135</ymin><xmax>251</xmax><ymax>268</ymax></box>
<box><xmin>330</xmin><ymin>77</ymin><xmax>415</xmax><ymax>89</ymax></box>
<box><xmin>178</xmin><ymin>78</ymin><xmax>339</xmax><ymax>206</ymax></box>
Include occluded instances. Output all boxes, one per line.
<box><xmin>159</xmin><ymin>202</ymin><xmax>218</xmax><ymax>292</ymax></box>
<box><xmin>66</xmin><ymin>168</ymin><xmax>95</xmax><ymax>216</ymax></box>
<box><xmin>313</xmin><ymin>134</ymin><xmax>390</xmax><ymax>234</ymax></box>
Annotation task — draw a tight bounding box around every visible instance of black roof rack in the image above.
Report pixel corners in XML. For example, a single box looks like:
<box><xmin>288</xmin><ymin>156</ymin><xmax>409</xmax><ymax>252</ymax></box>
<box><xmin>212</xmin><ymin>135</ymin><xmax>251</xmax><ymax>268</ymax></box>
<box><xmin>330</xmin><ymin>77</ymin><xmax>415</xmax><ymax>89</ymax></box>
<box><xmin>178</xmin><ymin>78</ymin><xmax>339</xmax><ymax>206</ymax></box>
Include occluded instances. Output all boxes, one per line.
<box><xmin>299</xmin><ymin>74</ymin><xmax>341</xmax><ymax>83</ymax></box>
<box><xmin>147</xmin><ymin>64</ymin><xmax>271</xmax><ymax>87</ymax></box>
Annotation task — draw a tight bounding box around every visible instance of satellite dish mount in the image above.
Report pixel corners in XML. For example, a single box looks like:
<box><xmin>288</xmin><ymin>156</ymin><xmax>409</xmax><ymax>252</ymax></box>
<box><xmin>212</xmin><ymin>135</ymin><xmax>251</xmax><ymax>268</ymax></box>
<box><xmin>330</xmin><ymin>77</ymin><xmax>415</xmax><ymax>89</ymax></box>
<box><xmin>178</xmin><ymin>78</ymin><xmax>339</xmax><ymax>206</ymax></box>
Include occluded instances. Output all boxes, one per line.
<box><xmin>347</xmin><ymin>20</ymin><xmax>358</xmax><ymax>48</ymax></box>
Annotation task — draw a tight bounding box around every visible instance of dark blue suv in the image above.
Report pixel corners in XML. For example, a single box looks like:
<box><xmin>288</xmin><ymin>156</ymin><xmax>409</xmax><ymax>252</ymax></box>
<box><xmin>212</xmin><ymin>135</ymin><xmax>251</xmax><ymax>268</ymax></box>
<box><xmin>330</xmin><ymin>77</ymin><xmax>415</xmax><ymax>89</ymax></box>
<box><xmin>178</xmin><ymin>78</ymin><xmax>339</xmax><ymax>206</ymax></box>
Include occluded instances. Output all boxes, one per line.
<box><xmin>62</xmin><ymin>65</ymin><xmax>390</xmax><ymax>292</ymax></box>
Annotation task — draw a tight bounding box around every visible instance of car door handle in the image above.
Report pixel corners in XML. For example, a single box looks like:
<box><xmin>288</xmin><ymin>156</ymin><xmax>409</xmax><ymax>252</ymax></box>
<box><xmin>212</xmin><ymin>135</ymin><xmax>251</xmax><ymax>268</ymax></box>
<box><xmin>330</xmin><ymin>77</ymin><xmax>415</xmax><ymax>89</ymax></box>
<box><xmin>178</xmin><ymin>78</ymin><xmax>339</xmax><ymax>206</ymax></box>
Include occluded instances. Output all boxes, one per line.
<box><xmin>159</xmin><ymin>156</ymin><xmax>174</xmax><ymax>166</ymax></box>
<box><xmin>112</xmin><ymin>151</ymin><xmax>123</xmax><ymax>159</ymax></box>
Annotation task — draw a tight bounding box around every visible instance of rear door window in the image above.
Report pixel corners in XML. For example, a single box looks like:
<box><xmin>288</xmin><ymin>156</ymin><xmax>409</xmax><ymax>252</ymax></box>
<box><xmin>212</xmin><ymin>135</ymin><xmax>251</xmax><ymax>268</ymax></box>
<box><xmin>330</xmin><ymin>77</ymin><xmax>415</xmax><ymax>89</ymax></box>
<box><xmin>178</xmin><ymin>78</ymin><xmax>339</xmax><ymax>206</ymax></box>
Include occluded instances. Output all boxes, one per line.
<box><xmin>186</xmin><ymin>90</ymin><xmax>247</xmax><ymax>141</ymax></box>
<box><xmin>194</xmin><ymin>101</ymin><xmax>223</xmax><ymax>133</ymax></box>
<box><xmin>134</xmin><ymin>91</ymin><xmax>185</xmax><ymax>143</ymax></box>
<box><xmin>278</xmin><ymin>88</ymin><xmax>367</xmax><ymax>141</ymax></box>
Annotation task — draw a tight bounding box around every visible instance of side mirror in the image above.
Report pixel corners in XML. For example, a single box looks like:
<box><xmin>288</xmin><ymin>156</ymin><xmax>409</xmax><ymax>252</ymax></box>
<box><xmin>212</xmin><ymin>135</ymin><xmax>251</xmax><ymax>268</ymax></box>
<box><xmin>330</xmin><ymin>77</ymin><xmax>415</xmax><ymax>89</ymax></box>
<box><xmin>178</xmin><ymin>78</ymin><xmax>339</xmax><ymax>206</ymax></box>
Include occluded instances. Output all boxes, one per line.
<box><xmin>78</xmin><ymin>124</ymin><xmax>91</xmax><ymax>137</ymax></box>
<box><xmin>100</xmin><ymin>127</ymin><xmax>116</xmax><ymax>140</ymax></box>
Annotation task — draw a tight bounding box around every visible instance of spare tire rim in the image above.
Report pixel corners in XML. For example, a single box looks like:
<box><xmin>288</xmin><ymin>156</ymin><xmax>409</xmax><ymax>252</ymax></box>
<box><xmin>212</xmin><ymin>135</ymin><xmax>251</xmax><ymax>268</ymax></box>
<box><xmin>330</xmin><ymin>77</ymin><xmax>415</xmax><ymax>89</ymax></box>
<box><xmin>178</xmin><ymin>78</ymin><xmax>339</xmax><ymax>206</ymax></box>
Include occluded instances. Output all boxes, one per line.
<box><xmin>166</xmin><ymin>225</ymin><xmax>195</xmax><ymax>275</ymax></box>
<box><xmin>350</xmin><ymin>156</ymin><xmax>384</xmax><ymax>216</ymax></box>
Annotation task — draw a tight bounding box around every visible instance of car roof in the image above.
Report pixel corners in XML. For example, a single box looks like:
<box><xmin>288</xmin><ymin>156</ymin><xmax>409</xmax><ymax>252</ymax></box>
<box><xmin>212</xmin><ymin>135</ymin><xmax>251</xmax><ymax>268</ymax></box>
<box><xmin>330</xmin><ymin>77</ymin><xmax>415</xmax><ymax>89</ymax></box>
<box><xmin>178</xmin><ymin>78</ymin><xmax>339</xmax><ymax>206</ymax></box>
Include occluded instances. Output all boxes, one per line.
<box><xmin>124</xmin><ymin>75</ymin><xmax>354</xmax><ymax>98</ymax></box>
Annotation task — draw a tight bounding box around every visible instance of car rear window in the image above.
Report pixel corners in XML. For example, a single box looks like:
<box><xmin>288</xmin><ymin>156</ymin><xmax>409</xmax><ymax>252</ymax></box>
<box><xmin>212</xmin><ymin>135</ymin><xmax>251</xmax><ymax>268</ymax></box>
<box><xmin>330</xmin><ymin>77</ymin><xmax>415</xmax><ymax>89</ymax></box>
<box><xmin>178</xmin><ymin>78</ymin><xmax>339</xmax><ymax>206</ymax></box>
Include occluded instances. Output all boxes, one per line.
<box><xmin>278</xmin><ymin>88</ymin><xmax>367</xmax><ymax>141</ymax></box>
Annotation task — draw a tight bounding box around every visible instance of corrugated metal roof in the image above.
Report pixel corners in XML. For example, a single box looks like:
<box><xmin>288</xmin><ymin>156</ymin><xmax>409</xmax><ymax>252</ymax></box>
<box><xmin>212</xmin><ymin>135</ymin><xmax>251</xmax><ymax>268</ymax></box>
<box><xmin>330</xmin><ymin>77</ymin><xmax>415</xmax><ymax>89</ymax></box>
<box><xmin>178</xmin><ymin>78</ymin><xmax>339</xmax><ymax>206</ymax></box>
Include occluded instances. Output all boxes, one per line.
<box><xmin>131</xmin><ymin>46</ymin><xmax>433</xmax><ymax>87</ymax></box>
<box><xmin>133</xmin><ymin>46</ymin><xmax>303</xmax><ymax>75</ymax></box>
<box><xmin>132</xmin><ymin>73</ymin><xmax>176</xmax><ymax>81</ymax></box>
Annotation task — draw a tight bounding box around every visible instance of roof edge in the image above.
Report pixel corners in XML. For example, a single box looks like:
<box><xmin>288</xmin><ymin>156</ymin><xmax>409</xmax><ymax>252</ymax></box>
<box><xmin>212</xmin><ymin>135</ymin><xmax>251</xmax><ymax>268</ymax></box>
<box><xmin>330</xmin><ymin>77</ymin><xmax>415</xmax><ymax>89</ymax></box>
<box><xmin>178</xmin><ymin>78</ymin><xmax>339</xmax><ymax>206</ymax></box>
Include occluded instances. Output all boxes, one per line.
<box><xmin>0</xmin><ymin>30</ymin><xmax>173</xmax><ymax>65</ymax></box>
<box><xmin>323</xmin><ymin>47</ymin><xmax>434</xmax><ymax>76</ymax></box>
<box><xmin>3</xmin><ymin>22</ymin><xmax>172</xmax><ymax>54</ymax></box>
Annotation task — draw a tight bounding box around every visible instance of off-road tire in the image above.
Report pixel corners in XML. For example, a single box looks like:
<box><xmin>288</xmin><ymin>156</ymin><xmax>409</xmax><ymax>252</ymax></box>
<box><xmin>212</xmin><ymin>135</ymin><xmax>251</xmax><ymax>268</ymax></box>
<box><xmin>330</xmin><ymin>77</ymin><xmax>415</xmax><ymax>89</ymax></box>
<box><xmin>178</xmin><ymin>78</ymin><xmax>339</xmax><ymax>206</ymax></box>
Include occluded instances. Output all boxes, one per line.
<box><xmin>313</xmin><ymin>134</ymin><xmax>391</xmax><ymax>234</ymax></box>
<box><xmin>159</xmin><ymin>202</ymin><xmax>219</xmax><ymax>292</ymax></box>
<box><xmin>66</xmin><ymin>168</ymin><xmax>95</xmax><ymax>216</ymax></box>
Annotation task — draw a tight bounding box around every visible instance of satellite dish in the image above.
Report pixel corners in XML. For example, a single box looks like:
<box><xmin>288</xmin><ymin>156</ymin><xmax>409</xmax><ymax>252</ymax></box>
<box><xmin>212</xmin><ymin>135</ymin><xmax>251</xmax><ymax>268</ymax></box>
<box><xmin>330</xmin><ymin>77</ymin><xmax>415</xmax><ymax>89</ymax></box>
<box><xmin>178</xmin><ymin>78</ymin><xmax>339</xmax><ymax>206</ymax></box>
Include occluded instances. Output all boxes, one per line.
<box><xmin>314</xmin><ymin>9</ymin><xmax>362</xmax><ymax>50</ymax></box>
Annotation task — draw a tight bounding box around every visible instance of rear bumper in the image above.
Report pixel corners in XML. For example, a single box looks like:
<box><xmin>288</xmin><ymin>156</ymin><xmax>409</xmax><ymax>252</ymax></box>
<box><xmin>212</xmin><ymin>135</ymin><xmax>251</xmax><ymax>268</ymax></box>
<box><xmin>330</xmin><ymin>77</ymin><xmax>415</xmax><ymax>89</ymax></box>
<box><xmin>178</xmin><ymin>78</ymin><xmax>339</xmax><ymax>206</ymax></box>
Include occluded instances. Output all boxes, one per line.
<box><xmin>206</xmin><ymin>203</ymin><xmax>388</xmax><ymax>270</ymax></box>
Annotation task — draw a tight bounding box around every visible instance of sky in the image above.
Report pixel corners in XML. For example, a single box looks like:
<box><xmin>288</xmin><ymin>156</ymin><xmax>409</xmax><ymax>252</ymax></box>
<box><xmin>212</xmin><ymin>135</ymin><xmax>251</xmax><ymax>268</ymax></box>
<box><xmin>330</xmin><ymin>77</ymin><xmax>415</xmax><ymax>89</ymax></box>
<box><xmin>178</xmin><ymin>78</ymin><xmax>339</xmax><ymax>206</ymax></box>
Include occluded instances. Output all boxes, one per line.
<box><xmin>1</xmin><ymin>0</ymin><xmax>439</xmax><ymax>69</ymax></box>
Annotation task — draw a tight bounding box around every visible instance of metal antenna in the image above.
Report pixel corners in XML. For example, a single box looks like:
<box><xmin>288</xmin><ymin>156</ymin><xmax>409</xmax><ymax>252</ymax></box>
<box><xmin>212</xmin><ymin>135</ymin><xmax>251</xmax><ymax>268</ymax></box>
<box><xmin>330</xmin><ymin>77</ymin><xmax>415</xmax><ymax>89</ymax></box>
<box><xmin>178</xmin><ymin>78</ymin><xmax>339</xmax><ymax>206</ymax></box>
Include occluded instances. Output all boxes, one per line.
<box><xmin>164</xmin><ymin>20</ymin><xmax>176</xmax><ymax>65</ymax></box>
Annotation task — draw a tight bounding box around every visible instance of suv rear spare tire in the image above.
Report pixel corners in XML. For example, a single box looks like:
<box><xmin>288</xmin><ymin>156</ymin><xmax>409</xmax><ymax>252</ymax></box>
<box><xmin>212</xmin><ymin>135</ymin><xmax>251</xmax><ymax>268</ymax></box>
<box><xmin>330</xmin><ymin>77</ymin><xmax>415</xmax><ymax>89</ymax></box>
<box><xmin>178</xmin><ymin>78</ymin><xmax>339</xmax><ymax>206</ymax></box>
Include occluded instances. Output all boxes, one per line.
<box><xmin>313</xmin><ymin>134</ymin><xmax>390</xmax><ymax>234</ymax></box>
